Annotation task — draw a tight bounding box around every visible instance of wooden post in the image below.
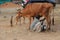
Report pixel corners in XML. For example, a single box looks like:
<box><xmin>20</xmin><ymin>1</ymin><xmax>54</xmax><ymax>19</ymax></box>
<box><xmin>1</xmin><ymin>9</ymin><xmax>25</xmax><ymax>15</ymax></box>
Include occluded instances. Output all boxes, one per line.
<box><xmin>10</xmin><ymin>16</ymin><xmax>13</xmax><ymax>27</ymax></box>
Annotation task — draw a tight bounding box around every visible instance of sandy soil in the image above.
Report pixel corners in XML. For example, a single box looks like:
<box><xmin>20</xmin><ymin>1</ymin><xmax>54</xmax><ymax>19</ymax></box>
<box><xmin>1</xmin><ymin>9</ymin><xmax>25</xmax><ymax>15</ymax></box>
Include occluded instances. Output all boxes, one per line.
<box><xmin>0</xmin><ymin>4</ymin><xmax>60</xmax><ymax>40</ymax></box>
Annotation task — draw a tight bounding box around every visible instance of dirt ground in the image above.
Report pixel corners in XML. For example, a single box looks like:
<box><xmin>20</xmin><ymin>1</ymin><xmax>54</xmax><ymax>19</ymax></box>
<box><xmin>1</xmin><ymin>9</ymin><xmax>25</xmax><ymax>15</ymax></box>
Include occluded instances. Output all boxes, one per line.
<box><xmin>0</xmin><ymin>4</ymin><xmax>60</xmax><ymax>40</ymax></box>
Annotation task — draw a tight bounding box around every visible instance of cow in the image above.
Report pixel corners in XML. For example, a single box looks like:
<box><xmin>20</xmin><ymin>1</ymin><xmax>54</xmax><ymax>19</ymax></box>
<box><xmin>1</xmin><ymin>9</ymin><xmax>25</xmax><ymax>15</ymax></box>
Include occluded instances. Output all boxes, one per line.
<box><xmin>16</xmin><ymin>3</ymin><xmax>54</xmax><ymax>31</ymax></box>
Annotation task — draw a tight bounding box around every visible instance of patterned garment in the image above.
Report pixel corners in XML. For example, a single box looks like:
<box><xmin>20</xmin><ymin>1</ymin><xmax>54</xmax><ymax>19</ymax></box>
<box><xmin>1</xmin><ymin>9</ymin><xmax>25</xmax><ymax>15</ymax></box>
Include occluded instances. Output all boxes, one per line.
<box><xmin>30</xmin><ymin>16</ymin><xmax>46</xmax><ymax>32</ymax></box>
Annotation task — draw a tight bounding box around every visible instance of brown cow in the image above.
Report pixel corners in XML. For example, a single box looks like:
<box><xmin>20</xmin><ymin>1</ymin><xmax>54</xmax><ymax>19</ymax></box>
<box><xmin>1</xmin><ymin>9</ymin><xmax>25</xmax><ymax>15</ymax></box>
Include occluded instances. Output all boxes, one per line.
<box><xmin>16</xmin><ymin>3</ymin><xmax>53</xmax><ymax>30</ymax></box>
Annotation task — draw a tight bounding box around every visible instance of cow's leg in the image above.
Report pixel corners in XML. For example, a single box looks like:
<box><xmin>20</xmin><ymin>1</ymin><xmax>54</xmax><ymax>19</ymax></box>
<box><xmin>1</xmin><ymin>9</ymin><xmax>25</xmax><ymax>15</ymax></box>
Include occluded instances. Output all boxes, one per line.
<box><xmin>42</xmin><ymin>11</ymin><xmax>51</xmax><ymax>30</ymax></box>
<box><xmin>16</xmin><ymin>17</ymin><xmax>18</xmax><ymax>25</ymax></box>
<box><xmin>23</xmin><ymin>17</ymin><xmax>25</xmax><ymax>24</ymax></box>
<box><xmin>45</xmin><ymin>14</ymin><xmax>51</xmax><ymax>31</ymax></box>
<box><xmin>32</xmin><ymin>16</ymin><xmax>34</xmax><ymax>20</ymax></box>
<box><xmin>42</xmin><ymin>8</ymin><xmax>51</xmax><ymax>31</ymax></box>
<box><xmin>48</xmin><ymin>15</ymin><xmax>51</xmax><ymax>30</ymax></box>
<box><xmin>52</xmin><ymin>8</ymin><xmax>54</xmax><ymax>25</ymax></box>
<box><xmin>49</xmin><ymin>7</ymin><xmax>54</xmax><ymax>25</ymax></box>
<box><xmin>19</xmin><ymin>17</ymin><xmax>21</xmax><ymax>25</ymax></box>
<box><xmin>29</xmin><ymin>16</ymin><xmax>31</xmax><ymax>30</ymax></box>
